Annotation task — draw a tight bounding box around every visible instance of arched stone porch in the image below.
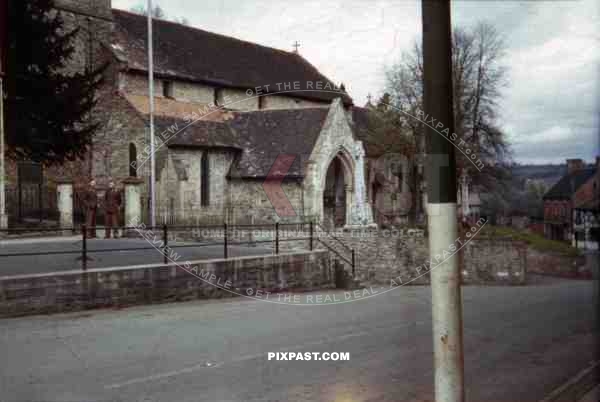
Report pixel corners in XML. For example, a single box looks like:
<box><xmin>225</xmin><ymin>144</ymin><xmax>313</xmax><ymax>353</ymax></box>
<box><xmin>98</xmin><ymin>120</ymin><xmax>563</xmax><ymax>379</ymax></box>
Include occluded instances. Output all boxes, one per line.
<box><xmin>304</xmin><ymin>144</ymin><xmax>374</xmax><ymax>227</ymax></box>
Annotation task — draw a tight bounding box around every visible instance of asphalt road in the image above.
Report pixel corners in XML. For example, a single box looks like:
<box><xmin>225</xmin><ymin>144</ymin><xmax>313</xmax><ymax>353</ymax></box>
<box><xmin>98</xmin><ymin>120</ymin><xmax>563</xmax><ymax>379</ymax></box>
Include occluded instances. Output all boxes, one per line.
<box><xmin>0</xmin><ymin>275</ymin><xmax>596</xmax><ymax>402</ymax></box>
<box><xmin>0</xmin><ymin>237</ymin><xmax>276</xmax><ymax>276</ymax></box>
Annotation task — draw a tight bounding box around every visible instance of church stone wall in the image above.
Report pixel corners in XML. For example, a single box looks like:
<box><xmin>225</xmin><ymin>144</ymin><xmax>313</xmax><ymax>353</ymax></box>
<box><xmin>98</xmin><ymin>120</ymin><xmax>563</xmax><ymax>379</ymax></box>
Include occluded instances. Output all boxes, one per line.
<box><xmin>158</xmin><ymin>149</ymin><xmax>237</xmax><ymax>225</ymax></box>
<box><xmin>218</xmin><ymin>88</ymin><xmax>259</xmax><ymax>111</ymax></box>
<box><xmin>173</xmin><ymin>81</ymin><xmax>215</xmax><ymax>105</ymax></box>
<box><xmin>55</xmin><ymin>0</ymin><xmax>113</xmax><ymax>20</ymax></box>
<box><xmin>92</xmin><ymin>94</ymin><xmax>150</xmax><ymax>187</ymax></box>
<box><xmin>261</xmin><ymin>95</ymin><xmax>325</xmax><ymax>110</ymax></box>
<box><xmin>227</xmin><ymin>180</ymin><xmax>305</xmax><ymax>224</ymax></box>
<box><xmin>119</xmin><ymin>73</ymin><xmax>164</xmax><ymax>98</ymax></box>
<box><xmin>156</xmin><ymin>150</ymin><xmax>307</xmax><ymax>225</ymax></box>
<box><xmin>54</xmin><ymin>0</ymin><xmax>114</xmax><ymax>76</ymax></box>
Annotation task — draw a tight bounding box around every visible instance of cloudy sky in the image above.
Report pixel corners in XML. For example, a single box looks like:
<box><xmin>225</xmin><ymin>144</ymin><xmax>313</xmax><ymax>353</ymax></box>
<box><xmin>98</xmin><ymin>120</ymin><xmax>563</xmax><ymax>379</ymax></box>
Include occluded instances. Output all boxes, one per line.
<box><xmin>113</xmin><ymin>0</ymin><xmax>599</xmax><ymax>165</ymax></box>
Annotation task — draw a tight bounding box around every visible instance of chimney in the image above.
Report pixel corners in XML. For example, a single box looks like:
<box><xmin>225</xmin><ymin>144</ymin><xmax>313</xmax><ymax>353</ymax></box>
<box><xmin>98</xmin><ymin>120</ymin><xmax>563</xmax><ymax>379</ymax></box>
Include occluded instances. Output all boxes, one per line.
<box><xmin>566</xmin><ymin>158</ymin><xmax>585</xmax><ymax>174</ymax></box>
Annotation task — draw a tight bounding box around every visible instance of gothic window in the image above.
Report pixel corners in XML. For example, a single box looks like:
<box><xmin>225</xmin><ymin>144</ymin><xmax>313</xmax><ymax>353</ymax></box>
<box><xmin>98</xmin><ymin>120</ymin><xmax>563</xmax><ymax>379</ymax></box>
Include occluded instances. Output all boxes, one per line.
<box><xmin>129</xmin><ymin>143</ymin><xmax>137</xmax><ymax>177</ymax></box>
<box><xmin>201</xmin><ymin>153</ymin><xmax>210</xmax><ymax>206</ymax></box>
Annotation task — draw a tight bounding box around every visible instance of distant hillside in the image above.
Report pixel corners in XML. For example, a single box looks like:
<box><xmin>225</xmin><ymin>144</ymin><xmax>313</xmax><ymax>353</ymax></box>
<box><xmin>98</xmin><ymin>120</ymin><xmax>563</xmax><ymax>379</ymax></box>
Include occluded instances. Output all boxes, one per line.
<box><xmin>482</xmin><ymin>163</ymin><xmax>594</xmax><ymax>221</ymax></box>
<box><xmin>510</xmin><ymin>164</ymin><xmax>568</xmax><ymax>188</ymax></box>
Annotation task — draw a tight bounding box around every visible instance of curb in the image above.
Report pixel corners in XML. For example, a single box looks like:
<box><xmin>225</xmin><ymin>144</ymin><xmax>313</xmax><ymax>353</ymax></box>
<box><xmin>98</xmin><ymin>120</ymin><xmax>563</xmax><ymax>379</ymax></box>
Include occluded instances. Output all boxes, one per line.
<box><xmin>540</xmin><ymin>361</ymin><xmax>600</xmax><ymax>402</ymax></box>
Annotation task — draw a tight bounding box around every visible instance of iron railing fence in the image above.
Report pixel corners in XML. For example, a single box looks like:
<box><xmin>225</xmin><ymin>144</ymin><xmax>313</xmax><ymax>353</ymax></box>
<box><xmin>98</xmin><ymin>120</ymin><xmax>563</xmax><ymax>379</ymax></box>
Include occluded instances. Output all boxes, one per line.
<box><xmin>0</xmin><ymin>222</ymin><xmax>356</xmax><ymax>276</ymax></box>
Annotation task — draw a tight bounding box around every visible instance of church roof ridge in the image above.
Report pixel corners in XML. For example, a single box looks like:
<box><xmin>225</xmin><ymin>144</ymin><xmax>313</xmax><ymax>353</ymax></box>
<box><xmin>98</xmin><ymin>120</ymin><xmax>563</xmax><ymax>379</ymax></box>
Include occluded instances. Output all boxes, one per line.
<box><xmin>112</xmin><ymin>8</ymin><xmax>298</xmax><ymax>58</ymax></box>
<box><xmin>110</xmin><ymin>9</ymin><xmax>353</xmax><ymax>105</ymax></box>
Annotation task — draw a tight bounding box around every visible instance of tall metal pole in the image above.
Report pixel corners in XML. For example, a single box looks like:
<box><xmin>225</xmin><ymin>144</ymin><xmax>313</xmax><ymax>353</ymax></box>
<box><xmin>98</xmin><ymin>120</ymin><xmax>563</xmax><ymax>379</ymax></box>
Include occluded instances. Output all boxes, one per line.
<box><xmin>147</xmin><ymin>0</ymin><xmax>156</xmax><ymax>228</ymax></box>
<box><xmin>0</xmin><ymin>0</ymin><xmax>7</xmax><ymax>229</ymax></box>
<box><xmin>0</xmin><ymin>76</ymin><xmax>6</xmax><ymax>229</ymax></box>
<box><xmin>422</xmin><ymin>2</ymin><xmax>464</xmax><ymax>402</ymax></box>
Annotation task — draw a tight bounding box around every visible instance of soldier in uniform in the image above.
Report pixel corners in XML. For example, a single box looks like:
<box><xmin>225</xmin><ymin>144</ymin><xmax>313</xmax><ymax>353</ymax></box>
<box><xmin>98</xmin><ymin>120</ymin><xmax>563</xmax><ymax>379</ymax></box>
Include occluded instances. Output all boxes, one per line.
<box><xmin>104</xmin><ymin>180</ymin><xmax>122</xmax><ymax>239</ymax></box>
<box><xmin>83</xmin><ymin>179</ymin><xmax>98</xmax><ymax>238</ymax></box>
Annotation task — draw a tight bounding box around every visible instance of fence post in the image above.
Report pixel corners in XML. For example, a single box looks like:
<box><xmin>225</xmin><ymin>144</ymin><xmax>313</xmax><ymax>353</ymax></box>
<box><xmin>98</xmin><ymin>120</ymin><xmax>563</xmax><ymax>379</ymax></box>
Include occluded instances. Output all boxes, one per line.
<box><xmin>275</xmin><ymin>222</ymin><xmax>279</xmax><ymax>255</ymax></box>
<box><xmin>163</xmin><ymin>224</ymin><xmax>168</xmax><ymax>264</ymax></box>
<box><xmin>38</xmin><ymin>182</ymin><xmax>43</xmax><ymax>223</ymax></box>
<box><xmin>57</xmin><ymin>180</ymin><xmax>73</xmax><ymax>233</ymax></box>
<box><xmin>224</xmin><ymin>223</ymin><xmax>228</xmax><ymax>259</ymax></box>
<box><xmin>82</xmin><ymin>224</ymin><xmax>87</xmax><ymax>270</ymax></box>
<box><xmin>351</xmin><ymin>249</ymin><xmax>355</xmax><ymax>278</ymax></box>
<box><xmin>309</xmin><ymin>221</ymin><xmax>314</xmax><ymax>251</ymax></box>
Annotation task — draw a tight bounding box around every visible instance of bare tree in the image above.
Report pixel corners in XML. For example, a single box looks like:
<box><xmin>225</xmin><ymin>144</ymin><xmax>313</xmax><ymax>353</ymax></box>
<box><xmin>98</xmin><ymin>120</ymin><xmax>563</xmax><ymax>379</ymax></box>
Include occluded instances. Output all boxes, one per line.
<box><xmin>385</xmin><ymin>21</ymin><xmax>510</xmax><ymax>190</ymax></box>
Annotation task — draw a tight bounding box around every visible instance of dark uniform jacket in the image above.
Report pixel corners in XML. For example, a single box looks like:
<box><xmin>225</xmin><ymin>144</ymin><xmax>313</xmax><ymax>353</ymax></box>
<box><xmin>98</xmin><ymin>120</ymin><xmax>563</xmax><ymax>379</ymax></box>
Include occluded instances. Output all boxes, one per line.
<box><xmin>83</xmin><ymin>188</ymin><xmax>98</xmax><ymax>211</ymax></box>
<box><xmin>104</xmin><ymin>189</ymin><xmax>122</xmax><ymax>214</ymax></box>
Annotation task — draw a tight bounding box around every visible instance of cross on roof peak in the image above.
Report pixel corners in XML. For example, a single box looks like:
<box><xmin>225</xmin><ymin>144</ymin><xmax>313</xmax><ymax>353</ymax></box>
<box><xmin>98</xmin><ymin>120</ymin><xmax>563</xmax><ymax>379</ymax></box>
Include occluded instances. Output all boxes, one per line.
<box><xmin>292</xmin><ymin>41</ymin><xmax>300</xmax><ymax>53</ymax></box>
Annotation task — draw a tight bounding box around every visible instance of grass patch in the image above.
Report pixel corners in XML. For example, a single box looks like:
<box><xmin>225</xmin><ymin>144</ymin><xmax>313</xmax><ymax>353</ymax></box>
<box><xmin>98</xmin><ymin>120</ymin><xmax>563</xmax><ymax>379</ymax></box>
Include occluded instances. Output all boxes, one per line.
<box><xmin>481</xmin><ymin>225</ymin><xmax>581</xmax><ymax>257</ymax></box>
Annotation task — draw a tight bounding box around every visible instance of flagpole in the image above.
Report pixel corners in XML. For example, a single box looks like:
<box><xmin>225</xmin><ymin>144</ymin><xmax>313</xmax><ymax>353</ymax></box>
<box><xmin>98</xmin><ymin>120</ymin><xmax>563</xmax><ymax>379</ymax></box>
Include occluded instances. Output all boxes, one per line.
<box><xmin>147</xmin><ymin>0</ymin><xmax>156</xmax><ymax>228</ymax></box>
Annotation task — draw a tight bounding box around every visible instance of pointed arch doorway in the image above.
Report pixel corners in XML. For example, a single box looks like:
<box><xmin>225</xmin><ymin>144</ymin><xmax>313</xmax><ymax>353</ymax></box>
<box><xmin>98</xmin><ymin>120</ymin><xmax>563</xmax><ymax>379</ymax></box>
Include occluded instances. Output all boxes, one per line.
<box><xmin>322</xmin><ymin>151</ymin><xmax>354</xmax><ymax>228</ymax></box>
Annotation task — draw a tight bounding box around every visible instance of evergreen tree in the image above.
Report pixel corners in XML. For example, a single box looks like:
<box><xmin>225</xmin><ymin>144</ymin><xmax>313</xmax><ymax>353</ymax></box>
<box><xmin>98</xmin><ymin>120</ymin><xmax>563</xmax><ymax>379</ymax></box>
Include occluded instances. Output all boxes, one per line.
<box><xmin>5</xmin><ymin>0</ymin><xmax>105</xmax><ymax>164</ymax></box>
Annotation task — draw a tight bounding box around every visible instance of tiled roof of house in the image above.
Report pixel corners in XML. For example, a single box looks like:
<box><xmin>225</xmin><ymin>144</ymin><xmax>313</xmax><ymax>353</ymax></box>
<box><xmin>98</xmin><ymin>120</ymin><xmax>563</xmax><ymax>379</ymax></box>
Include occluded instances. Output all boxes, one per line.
<box><xmin>543</xmin><ymin>168</ymin><xmax>597</xmax><ymax>200</ymax></box>
<box><xmin>111</xmin><ymin>9</ymin><xmax>352</xmax><ymax>105</ymax></box>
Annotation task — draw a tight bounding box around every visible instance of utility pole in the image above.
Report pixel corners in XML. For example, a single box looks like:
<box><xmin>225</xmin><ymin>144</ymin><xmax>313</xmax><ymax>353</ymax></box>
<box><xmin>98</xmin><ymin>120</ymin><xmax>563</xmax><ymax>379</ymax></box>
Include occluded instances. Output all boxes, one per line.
<box><xmin>421</xmin><ymin>2</ymin><xmax>465</xmax><ymax>402</ymax></box>
<box><xmin>0</xmin><ymin>0</ymin><xmax>7</xmax><ymax>229</ymax></box>
<box><xmin>147</xmin><ymin>0</ymin><xmax>156</xmax><ymax>228</ymax></box>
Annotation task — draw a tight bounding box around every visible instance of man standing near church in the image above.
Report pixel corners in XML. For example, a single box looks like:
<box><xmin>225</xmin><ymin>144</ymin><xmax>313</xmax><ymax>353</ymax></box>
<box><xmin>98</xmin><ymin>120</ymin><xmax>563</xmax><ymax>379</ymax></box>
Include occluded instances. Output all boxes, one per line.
<box><xmin>83</xmin><ymin>179</ymin><xmax>98</xmax><ymax>238</ymax></box>
<box><xmin>104</xmin><ymin>180</ymin><xmax>122</xmax><ymax>239</ymax></box>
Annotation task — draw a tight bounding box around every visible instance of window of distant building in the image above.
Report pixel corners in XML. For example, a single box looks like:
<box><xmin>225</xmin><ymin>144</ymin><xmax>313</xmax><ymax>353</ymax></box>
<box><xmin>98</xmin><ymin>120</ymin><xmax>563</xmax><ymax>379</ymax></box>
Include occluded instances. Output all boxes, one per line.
<box><xmin>163</xmin><ymin>81</ymin><xmax>174</xmax><ymax>98</ymax></box>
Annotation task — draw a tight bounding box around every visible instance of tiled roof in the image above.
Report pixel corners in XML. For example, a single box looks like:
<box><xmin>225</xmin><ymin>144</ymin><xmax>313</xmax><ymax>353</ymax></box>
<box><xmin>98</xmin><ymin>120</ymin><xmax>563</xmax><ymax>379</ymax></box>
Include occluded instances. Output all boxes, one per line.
<box><xmin>151</xmin><ymin>107</ymin><xmax>330</xmax><ymax>178</ymax></box>
<box><xmin>154</xmin><ymin>116</ymin><xmax>241</xmax><ymax>150</ymax></box>
<box><xmin>543</xmin><ymin>168</ymin><xmax>597</xmax><ymax>200</ymax></box>
<box><xmin>123</xmin><ymin>94</ymin><xmax>231</xmax><ymax>122</ymax></box>
<box><xmin>111</xmin><ymin>9</ymin><xmax>352</xmax><ymax>105</ymax></box>
<box><xmin>227</xmin><ymin>108</ymin><xmax>330</xmax><ymax>179</ymax></box>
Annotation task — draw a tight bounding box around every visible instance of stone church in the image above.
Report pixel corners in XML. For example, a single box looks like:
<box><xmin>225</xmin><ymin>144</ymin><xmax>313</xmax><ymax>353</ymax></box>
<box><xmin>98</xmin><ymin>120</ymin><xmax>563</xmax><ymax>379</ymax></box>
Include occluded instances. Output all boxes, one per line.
<box><xmin>9</xmin><ymin>0</ymin><xmax>422</xmax><ymax>228</ymax></box>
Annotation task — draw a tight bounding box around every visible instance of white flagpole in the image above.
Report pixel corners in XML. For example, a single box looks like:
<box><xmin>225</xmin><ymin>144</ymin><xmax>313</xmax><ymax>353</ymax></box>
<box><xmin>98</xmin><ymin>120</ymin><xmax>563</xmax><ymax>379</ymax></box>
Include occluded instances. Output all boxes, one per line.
<box><xmin>147</xmin><ymin>0</ymin><xmax>156</xmax><ymax>228</ymax></box>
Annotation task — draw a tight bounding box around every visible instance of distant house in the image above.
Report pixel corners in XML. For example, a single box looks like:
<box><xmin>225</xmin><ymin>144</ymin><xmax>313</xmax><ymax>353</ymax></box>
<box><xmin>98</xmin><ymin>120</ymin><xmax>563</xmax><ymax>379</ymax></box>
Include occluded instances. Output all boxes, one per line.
<box><xmin>543</xmin><ymin>158</ymin><xmax>599</xmax><ymax>247</ymax></box>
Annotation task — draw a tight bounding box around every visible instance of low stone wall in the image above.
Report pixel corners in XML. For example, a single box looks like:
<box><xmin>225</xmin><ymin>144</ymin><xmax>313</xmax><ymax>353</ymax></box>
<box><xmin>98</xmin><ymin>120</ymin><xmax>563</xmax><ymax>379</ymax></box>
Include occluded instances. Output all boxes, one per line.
<box><xmin>318</xmin><ymin>229</ymin><xmax>527</xmax><ymax>286</ymax></box>
<box><xmin>462</xmin><ymin>238</ymin><xmax>527</xmax><ymax>284</ymax></box>
<box><xmin>152</xmin><ymin>226</ymin><xmax>531</xmax><ymax>286</ymax></box>
<box><xmin>527</xmin><ymin>248</ymin><xmax>587</xmax><ymax>278</ymax></box>
<box><xmin>0</xmin><ymin>251</ymin><xmax>331</xmax><ymax>318</ymax></box>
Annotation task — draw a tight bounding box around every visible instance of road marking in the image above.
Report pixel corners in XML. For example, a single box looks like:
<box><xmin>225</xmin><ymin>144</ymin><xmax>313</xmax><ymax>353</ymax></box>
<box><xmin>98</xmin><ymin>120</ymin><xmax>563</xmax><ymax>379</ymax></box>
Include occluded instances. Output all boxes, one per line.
<box><xmin>104</xmin><ymin>320</ymin><xmax>426</xmax><ymax>390</ymax></box>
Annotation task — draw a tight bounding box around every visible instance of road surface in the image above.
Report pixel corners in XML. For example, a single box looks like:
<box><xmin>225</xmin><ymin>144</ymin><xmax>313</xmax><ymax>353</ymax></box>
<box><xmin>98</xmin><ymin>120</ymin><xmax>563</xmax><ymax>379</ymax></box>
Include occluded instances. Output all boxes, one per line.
<box><xmin>0</xmin><ymin>276</ymin><xmax>596</xmax><ymax>402</ymax></box>
<box><xmin>0</xmin><ymin>237</ymin><xmax>276</xmax><ymax>276</ymax></box>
